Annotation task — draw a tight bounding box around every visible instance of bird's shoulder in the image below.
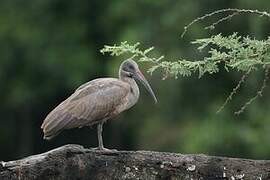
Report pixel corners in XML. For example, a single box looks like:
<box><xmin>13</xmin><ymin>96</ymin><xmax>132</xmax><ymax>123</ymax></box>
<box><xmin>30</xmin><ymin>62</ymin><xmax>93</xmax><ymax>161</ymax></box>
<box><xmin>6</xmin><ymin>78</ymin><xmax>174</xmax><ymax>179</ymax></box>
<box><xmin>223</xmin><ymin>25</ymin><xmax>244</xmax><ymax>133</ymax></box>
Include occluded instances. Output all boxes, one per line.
<box><xmin>76</xmin><ymin>78</ymin><xmax>127</xmax><ymax>90</ymax></box>
<box><xmin>71</xmin><ymin>78</ymin><xmax>130</xmax><ymax>101</ymax></box>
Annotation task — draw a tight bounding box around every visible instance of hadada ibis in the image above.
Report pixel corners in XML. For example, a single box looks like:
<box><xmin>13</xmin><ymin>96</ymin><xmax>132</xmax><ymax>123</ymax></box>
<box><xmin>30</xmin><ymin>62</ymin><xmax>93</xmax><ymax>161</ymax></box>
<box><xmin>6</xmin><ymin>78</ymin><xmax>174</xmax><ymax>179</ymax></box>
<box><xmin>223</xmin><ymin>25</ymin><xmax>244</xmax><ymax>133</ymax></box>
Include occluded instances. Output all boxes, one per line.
<box><xmin>41</xmin><ymin>59</ymin><xmax>157</xmax><ymax>150</ymax></box>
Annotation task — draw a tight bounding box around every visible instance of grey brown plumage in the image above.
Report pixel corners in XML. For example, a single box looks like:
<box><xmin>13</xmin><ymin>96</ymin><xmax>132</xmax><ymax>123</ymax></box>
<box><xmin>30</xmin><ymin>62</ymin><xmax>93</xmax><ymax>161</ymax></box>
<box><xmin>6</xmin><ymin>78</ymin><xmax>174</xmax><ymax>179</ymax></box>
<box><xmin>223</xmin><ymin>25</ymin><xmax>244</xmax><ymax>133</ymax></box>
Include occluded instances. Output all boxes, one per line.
<box><xmin>42</xmin><ymin>78</ymin><xmax>131</xmax><ymax>139</ymax></box>
<box><xmin>41</xmin><ymin>59</ymin><xmax>157</xmax><ymax>149</ymax></box>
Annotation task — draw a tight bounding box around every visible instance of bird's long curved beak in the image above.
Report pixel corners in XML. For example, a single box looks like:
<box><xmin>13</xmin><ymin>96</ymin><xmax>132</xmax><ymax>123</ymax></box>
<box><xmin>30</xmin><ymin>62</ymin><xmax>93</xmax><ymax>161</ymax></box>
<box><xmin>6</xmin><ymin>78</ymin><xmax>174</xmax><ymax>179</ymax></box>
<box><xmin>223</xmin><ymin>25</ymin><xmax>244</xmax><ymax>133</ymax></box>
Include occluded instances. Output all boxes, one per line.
<box><xmin>135</xmin><ymin>70</ymin><xmax>157</xmax><ymax>103</ymax></box>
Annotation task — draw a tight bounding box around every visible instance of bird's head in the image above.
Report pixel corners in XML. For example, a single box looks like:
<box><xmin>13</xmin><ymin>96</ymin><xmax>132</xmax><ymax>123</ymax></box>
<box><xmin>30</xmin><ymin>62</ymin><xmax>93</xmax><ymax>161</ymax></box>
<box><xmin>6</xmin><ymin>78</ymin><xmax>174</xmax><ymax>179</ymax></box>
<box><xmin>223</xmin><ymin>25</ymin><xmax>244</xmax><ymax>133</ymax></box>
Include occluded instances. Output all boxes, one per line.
<box><xmin>120</xmin><ymin>59</ymin><xmax>157</xmax><ymax>103</ymax></box>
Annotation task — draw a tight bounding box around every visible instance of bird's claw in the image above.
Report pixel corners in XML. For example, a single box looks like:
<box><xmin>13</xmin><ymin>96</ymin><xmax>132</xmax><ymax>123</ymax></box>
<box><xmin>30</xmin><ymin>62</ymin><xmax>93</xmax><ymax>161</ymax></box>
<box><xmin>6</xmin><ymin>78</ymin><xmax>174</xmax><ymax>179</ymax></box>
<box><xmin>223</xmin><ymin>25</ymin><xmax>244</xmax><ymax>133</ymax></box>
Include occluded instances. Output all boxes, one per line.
<box><xmin>91</xmin><ymin>147</ymin><xmax>117</xmax><ymax>152</ymax></box>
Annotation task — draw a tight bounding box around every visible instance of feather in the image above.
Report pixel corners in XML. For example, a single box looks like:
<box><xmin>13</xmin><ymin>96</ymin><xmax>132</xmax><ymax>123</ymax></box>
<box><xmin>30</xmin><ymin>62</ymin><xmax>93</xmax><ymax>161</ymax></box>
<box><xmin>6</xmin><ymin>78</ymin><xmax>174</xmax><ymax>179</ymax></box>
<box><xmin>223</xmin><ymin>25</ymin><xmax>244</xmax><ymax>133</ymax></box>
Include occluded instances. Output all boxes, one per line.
<box><xmin>41</xmin><ymin>78</ymin><xmax>130</xmax><ymax>140</ymax></box>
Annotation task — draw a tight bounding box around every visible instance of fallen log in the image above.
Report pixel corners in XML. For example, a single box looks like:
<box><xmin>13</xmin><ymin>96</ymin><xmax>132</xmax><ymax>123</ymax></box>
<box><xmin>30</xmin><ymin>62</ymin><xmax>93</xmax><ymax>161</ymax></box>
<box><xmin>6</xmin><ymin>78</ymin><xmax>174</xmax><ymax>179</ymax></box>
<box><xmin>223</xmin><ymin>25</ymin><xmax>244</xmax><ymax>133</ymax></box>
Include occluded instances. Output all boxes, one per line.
<box><xmin>0</xmin><ymin>144</ymin><xmax>269</xmax><ymax>180</ymax></box>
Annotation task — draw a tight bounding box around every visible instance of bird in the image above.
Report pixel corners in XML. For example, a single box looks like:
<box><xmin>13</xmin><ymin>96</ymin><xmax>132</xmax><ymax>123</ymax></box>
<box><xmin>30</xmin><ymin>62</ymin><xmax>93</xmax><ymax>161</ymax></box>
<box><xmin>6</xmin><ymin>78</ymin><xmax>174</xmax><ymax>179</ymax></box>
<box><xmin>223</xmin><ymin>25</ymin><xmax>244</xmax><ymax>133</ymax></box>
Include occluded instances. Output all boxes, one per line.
<box><xmin>41</xmin><ymin>59</ymin><xmax>157</xmax><ymax>150</ymax></box>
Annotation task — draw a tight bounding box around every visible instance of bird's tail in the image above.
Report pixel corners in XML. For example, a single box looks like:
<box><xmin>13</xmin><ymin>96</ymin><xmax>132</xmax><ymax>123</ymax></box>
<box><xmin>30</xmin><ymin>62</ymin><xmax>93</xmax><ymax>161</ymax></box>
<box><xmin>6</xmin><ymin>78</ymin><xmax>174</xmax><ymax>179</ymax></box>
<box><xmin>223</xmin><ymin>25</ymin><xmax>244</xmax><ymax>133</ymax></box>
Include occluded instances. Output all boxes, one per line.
<box><xmin>41</xmin><ymin>112</ymin><xmax>73</xmax><ymax>140</ymax></box>
<box><xmin>41</xmin><ymin>120</ymin><xmax>57</xmax><ymax>140</ymax></box>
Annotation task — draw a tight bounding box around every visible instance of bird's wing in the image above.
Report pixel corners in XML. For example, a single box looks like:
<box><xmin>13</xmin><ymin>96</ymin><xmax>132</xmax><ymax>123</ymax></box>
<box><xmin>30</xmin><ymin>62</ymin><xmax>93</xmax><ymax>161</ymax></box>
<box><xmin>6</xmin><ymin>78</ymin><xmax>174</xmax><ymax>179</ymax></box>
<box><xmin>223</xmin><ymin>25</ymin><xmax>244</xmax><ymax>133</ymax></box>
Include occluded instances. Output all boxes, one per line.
<box><xmin>74</xmin><ymin>80</ymin><xmax>93</xmax><ymax>92</ymax></box>
<box><xmin>41</xmin><ymin>78</ymin><xmax>129</xmax><ymax>140</ymax></box>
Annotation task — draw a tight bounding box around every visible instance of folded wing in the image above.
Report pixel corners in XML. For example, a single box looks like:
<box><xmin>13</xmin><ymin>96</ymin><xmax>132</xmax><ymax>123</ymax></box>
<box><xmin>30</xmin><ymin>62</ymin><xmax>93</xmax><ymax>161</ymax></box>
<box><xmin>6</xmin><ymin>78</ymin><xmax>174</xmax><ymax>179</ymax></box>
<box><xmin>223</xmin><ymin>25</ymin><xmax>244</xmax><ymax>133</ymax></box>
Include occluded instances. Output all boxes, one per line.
<box><xmin>41</xmin><ymin>78</ymin><xmax>129</xmax><ymax>140</ymax></box>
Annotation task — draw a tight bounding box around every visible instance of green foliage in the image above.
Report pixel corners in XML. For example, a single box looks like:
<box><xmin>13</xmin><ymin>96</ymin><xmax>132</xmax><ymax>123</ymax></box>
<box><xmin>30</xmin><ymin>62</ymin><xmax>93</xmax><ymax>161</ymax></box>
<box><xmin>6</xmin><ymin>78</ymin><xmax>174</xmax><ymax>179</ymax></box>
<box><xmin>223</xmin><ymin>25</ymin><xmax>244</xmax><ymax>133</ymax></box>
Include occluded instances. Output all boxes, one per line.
<box><xmin>101</xmin><ymin>33</ymin><xmax>270</xmax><ymax>78</ymax></box>
<box><xmin>101</xmin><ymin>41</ymin><xmax>217</xmax><ymax>79</ymax></box>
<box><xmin>101</xmin><ymin>8</ymin><xmax>270</xmax><ymax>115</ymax></box>
<box><xmin>193</xmin><ymin>33</ymin><xmax>270</xmax><ymax>71</ymax></box>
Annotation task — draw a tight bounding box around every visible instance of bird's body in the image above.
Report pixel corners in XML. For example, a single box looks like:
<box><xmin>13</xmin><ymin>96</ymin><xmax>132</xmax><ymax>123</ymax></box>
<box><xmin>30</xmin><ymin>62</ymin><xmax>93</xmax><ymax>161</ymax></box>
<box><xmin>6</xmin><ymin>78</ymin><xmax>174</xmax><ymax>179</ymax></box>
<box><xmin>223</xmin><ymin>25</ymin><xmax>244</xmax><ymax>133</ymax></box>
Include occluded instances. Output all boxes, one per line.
<box><xmin>42</xmin><ymin>77</ymin><xmax>139</xmax><ymax>140</ymax></box>
<box><xmin>41</xmin><ymin>59</ymin><xmax>157</xmax><ymax>150</ymax></box>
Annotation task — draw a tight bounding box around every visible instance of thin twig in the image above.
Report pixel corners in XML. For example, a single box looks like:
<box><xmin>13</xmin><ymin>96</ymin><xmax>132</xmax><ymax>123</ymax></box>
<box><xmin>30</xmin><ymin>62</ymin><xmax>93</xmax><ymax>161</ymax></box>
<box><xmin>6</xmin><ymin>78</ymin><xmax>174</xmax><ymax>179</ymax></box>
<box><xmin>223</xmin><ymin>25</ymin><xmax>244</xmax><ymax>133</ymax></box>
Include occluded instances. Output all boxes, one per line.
<box><xmin>205</xmin><ymin>12</ymin><xmax>239</xmax><ymax>30</ymax></box>
<box><xmin>217</xmin><ymin>68</ymin><xmax>252</xmax><ymax>114</ymax></box>
<box><xmin>235</xmin><ymin>67</ymin><xmax>270</xmax><ymax>115</ymax></box>
<box><xmin>181</xmin><ymin>8</ymin><xmax>270</xmax><ymax>38</ymax></box>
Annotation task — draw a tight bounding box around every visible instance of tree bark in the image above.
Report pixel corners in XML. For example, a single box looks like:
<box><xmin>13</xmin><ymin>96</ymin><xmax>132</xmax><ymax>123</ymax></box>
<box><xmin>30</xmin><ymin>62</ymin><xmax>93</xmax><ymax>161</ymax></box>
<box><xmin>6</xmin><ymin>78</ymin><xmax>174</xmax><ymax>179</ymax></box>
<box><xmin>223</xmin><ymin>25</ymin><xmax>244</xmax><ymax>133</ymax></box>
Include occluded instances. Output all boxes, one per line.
<box><xmin>0</xmin><ymin>144</ymin><xmax>269</xmax><ymax>180</ymax></box>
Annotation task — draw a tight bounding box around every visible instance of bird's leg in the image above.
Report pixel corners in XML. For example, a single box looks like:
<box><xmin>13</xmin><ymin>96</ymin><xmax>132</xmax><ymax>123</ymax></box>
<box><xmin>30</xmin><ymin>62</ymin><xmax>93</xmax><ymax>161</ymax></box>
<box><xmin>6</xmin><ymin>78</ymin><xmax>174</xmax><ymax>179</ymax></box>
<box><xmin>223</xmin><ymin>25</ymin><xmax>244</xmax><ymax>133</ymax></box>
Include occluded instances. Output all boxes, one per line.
<box><xmin>93</xmin><ymin>121</ymin><xmax>117</xmax><ymax>152</ymax></box>
<box><xmin>97</xmin><ymin>122</ymin><xmax>104</xmax><ymax>150</ymax></box>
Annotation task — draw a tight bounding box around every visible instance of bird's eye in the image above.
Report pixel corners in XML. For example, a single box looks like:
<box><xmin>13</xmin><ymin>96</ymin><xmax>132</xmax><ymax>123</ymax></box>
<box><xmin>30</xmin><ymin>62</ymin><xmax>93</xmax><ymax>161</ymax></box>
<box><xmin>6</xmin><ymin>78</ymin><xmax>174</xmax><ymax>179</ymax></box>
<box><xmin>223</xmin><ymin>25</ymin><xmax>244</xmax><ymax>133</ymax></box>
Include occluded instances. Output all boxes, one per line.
<box><xmin>128</xmin><ymin>65</ymin><xmax>134</xmax><ymax>70</ymax></box>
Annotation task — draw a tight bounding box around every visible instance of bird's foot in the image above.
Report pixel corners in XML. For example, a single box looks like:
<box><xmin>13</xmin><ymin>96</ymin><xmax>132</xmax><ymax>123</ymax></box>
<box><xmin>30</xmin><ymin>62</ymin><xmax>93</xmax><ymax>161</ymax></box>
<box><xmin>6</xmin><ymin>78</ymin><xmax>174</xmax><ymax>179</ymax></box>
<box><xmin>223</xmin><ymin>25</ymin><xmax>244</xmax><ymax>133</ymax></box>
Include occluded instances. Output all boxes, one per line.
<box><xmin>91</xmin><ymin>147</ymin><xmax>117</xmax><ymax>152</ymax></box>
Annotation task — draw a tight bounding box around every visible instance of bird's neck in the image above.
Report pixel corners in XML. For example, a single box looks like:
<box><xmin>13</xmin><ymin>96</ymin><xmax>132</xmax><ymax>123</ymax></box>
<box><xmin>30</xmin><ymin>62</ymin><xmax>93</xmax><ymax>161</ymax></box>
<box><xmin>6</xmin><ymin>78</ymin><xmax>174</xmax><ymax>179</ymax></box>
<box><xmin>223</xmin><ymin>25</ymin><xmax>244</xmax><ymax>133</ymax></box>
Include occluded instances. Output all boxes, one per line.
<box><xmin>119</xmin><ymin>69</ymin><xmax>139</xmax><ymax>94</ymax></box>
<box><xmin>119</xmin><ymin>69</ymin><xmax>127</xmax><ymax>80</ymax></box>
<box><xmin>119</xmin><ymin>72</ymin><xmax>139</xmax><ymax>96</ymax></box>
<box><xmin>119</xmin><ymin>75</ymin><xmax>138</xmax><ymax>89</ymax></box>
<box><xmin>119</xmin><ymin>71</ymin><xmax>136</xmax><ymax>86</ymax></box>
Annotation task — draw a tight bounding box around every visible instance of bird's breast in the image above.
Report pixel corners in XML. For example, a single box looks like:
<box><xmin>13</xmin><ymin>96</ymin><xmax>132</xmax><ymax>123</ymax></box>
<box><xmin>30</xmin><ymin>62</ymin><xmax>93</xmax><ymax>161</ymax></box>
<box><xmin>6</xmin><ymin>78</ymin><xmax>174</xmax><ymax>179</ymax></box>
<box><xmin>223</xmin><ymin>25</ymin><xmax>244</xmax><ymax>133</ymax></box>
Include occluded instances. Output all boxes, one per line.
<box><xmin>116</xmin><ymin>79</ymin><xmax>139</xmax><ymax>114</ymax></box>
<box><xmin>128</xmin><ymin>81</ymin><xmax>140</xmax><ymax>107</ymax></box>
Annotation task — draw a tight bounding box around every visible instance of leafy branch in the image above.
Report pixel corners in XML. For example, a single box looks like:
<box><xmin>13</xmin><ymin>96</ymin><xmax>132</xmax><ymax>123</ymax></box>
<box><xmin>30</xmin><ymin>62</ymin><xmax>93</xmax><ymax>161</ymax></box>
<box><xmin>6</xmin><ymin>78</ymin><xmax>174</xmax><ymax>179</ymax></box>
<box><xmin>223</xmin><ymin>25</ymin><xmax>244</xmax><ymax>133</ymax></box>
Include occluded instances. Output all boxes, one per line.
<box><xmin>101</xmin><ymin>9</ymin><xmax>270</xmax><ymax>114</ymax></box>
<box><xmin>101</xmin><ymin>34</ymin><xmax>270</xmax><ymax>78</ymax></box>
<box><xmin>101</xmin><ymin>41</ymin><xmax>218</xmax><ymax>79</ymax></box>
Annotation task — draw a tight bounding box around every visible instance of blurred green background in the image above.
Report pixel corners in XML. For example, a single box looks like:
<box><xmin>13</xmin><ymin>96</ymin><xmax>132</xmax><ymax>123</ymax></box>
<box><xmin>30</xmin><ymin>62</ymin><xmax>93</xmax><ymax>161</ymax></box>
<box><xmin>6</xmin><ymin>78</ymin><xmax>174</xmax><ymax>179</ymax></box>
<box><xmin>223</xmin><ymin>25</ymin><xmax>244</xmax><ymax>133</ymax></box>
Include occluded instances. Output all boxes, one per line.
<box><xmin>0</xmin><ymin>0</ymin><xmax>270</xmax><ymax>161</ymax></box>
